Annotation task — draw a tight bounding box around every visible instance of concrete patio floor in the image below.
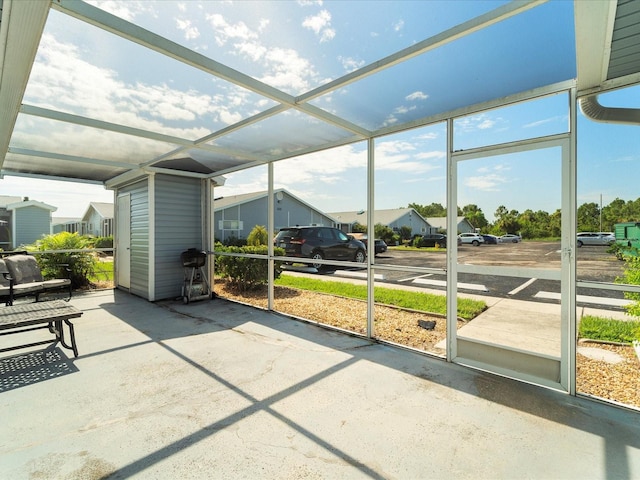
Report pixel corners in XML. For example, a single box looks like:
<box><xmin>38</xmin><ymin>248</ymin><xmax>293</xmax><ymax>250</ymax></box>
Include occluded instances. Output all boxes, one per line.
<box><xmin>1</xmin><ymin>289</ymin><xmax>639</xmax><ymax>479</ymax></box>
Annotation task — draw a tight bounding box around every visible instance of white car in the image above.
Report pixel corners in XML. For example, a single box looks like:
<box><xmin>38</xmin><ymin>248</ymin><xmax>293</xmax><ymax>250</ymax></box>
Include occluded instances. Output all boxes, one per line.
<box><xmin>458</xmin><ymin>233</ymin><xmax>485</xmax><ymax>246</ymax></box>
<box><xmin>576</xmin><ymin>232</ymin><xmax>615</xmax><ymax>247</ymax></box>
<box><xmin>499</xmin><ymin>234</ymin><xmax>522</xmax><ymax>243</ymax></box>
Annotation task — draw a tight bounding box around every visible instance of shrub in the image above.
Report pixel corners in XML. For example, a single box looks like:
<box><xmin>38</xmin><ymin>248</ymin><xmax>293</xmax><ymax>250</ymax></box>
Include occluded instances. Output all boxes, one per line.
<box><xmin>93</xmin><ymin>236</ymin><xmax>114</xmax><ymax>249</ymax></box>
<box><xmin>247</xmin><ymin>225</ymin><xmax>269</xmax><ymax>246</ymax></box>
<box><xmin>215</xmin><ymin>245</ymin><xmax>284</xmax><ymax>291</ymax></box>
<box><xmin>616</xmin><ymin>255</ymin><xmax>640</xmax><ymax>318</ymax></box>
<box><xmin>223</xmin><ymin>236</ymin><xmax>247</xmax><ymax>247</ymax></box>
<box><xmin>28</xmin><ymin>232</ymin><xmax>96</xmax><ymax>289</ymax></box>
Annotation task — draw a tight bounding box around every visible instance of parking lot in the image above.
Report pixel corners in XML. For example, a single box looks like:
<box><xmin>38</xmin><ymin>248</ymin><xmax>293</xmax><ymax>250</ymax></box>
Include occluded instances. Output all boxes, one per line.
<box><xmin>333</xmin><ymin>242</ymin><xmax>630</xmax><ymax>311</ymax></box>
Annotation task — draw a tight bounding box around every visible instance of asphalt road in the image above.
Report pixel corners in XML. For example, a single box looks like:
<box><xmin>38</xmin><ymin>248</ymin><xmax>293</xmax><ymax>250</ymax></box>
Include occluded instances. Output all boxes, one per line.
<box><xmin>322</xmin><ymin>242</ymin><xmax>630</xmax><ymax>311</ymax></box>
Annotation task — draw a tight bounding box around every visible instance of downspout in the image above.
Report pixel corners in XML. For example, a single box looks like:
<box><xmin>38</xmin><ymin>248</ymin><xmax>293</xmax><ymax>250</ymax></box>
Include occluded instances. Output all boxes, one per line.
<box><xmin>579</xmin><ymin>94</ymin><xmax>640</xmax><ymax>125</ymax></box>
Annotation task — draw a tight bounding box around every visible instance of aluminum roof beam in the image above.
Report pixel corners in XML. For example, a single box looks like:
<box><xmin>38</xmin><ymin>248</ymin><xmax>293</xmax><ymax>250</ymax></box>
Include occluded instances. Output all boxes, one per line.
<box><xmin>0</xmin><ymin>0</ymin><xmax>49</xmax><ymax>170</ymax></box>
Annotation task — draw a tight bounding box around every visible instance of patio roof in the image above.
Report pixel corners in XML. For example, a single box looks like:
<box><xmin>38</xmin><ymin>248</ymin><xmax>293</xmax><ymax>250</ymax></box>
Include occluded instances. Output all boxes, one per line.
<box><xmin>0</xmin><ymin>1</ymin><xmax>637</xmax><ymax>188</ymax></box>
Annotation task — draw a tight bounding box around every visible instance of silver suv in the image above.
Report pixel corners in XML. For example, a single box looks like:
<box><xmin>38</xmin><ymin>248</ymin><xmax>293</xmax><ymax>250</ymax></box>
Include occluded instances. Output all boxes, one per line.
<box><xmin>576</xmin><ymin>232</ymin><xmax>615</xmax><ymax>247</ymax></box>
<box><xmin>458</xmin><ymin>233</ymin><xmax>485</xmax><ymax>246</ymax></box>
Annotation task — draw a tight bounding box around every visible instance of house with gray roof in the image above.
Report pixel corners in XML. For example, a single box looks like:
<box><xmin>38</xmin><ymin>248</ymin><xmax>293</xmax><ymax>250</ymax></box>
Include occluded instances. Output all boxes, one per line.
<box><xmin>81</xmin><ymin>202</ymin><xmax>114</xmax><ymax>237</ymax></box>
<box><xmin>0</xmin><ymin>196</ymin><xmax>57</xmax><ymax>249</ymax></box>
<box><xmin>214</xmin><ymin>189</ymin><xmax>338</xmax><ymax>243</ymax></box>
<box><xmin>328</xmin><ymin>208</ymin><xmax>434</xmax><ymax>238</ymax></box>
<box><xmin>52</xmin><ymin>202</ymin><xmax>114</xmax><ymax>237</ymax></box>
<box><xmin>427</xmin><ymin>216</ymin><xmax>476</xmax><ymax>234</ymax></box>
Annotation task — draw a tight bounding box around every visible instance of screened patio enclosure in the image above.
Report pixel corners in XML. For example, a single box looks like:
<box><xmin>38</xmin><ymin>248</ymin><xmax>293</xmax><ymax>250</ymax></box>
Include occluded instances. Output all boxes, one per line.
<box><xmin>1</xmin><ymin>1</ymin><xmax>640</xmax><ymax>400</ymax></box>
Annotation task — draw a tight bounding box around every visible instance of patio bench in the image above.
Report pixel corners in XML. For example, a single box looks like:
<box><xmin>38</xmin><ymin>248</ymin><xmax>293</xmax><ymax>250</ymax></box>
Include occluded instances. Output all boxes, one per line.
<box><xmin>0</xmin><ymin>300</ymin><xmax>83</xmax><ymax>357</ymax></box>
<box><xmin>0</xmin><ymin>252</ymin><xmax>72</xmax><ymax>306</ymax></box>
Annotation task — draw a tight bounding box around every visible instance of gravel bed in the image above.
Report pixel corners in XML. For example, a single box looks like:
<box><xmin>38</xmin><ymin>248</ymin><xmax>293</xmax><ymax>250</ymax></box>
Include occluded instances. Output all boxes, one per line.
<box><xmin>215</xmin><ymin>281</ymin><xmax>640</xmax><ymax>410</ymax></box>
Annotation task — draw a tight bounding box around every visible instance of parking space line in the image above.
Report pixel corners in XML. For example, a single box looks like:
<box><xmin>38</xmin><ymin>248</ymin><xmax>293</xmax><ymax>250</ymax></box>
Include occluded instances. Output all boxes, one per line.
<box><xmin>398</xmin><ymin>274</ymin><xmax>433</xmax><ymax>283</ymax></box>
<box><xmin>509</xmin><ymin>278</ymin><xmax>537</xmax><ymax>296</ymax></box>
<box><xmin>534</xmin><ymin>291</ymin><xmax>632</xmax><ymax>307</ymax></box>
<box><xmin>412</xmin><ymin>278</ymin><xmax>488</xmax><ymax>292</ymax></box>
<box><xmin>334</xmin><ymin>270</ymin><xmax>385</xmax><ymax>281</ymax></box>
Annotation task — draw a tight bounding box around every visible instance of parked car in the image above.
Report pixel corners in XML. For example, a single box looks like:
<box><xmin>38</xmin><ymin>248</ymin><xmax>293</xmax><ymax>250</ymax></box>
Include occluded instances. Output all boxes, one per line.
<box><xmin>499</xmin><ymin>233</ymin><xmax>522</xmax><ymax>243</ymax></box>
<box><xmin>481</xmin><ymin>234</ymin><xmax>499</xmax><ymax>244</ymax></box>
<box><xmin>576</xmin><ymin>232</ymin><xmax>615</xmax><ymax>247</ymax></box>
<box><xmin>458</xmin><ymin>232</ymin><xmax>485</xmax><ymax>246</ymax></box>
<box><xmin>416</xmin><ymin>233</ymin><xmax>449</xmax><ymax>248</ymax></box>
<box><xmin>274</xmin><ymin>226</ymin><xmax>367</xmax><ymax>269</ymax></box>
<box><xmin>351</xmin><ymin>233</ymin><xmax>387</xmax><ymax>255</ymax></box>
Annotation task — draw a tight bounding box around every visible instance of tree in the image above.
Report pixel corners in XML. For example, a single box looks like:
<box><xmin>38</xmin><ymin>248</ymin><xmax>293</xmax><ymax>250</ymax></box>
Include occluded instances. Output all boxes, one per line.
<box><xmin>494</xmin><ymin>205</ymin><xmax>520</xmax><ymax>234</ymax></box>
<box><xmin>577</xmin><ymin>202</ymin><xmax>600</xmax><ymax>232</ymax></box>
<box><xmin>399</xmin><ymin>225</ymin><xmax>413</xmax><ymax>241</ymax></box>
<box><xmin>351</xmin><ymin>222</ymin><xmax>367</xmax><ymax>233</ymax></box>
<box><xmin>408</xmin><ymin>202</ymin><xmax>446</xmax><ymax>217</ymax></box>
<box><xmin>247</xmin><ymin>225</ymin><xmax>268</xmax><ymax>246</ymax></box>
<box><xmin>518</xmin><ymin>209</ymin><xmax>552</xmax><ymax>239</ymax></box>
<box><xmin>461</xmin><ymin>204</ymin><xmax>488</xmax><ymax>230</ymax></box>
<box><xmin>374</xmin><ymin>223</ymin><xmax>396</xmax><ymax>244</ymax></box>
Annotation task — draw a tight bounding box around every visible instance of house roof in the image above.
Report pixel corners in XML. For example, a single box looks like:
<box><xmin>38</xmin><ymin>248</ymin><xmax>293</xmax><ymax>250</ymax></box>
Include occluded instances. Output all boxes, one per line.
<box><xmin>426</xmin><ymin>216</ymin><xmax>472</xmax><ymax>230</ymax></box>
<box><xmin>328</xmin><ymin>208</ymin><xmax>430</xmax><ymax>227</ymax></box>
<box><xmin>0</xmin><ymin>195</ymin><xmax>22</xmax><ymax>208</ymax></box>
<box><xmin>6</xmin><ymin>199</ymin><xmax>56</xmax><ymax>212</ymax></box>
<box><xmin>214</xmin><ymin>188</ymin><xmax>336</xmax><ymax>222</ymax></box>
<box><xmin>83</xmin><ymin>202</ymin><xmax>114</xmax><ymax>220</ymax></box>
<box><xmin>0</xmin><ymin>2</ymin><xmax>638</xmax><ymax>186</ymax></box>
<box><xmin>52</xmin><ymin>217</ymin><xmax>81</xmax><ymax>225</ymax></box>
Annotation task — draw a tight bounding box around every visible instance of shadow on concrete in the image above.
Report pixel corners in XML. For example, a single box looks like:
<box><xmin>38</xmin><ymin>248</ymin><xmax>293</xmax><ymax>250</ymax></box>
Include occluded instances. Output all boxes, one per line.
<box><xmin>0</xmin><ymin>345</ymin><xmax>78</xmax><ymax>392</ymax></box>
<box><xmin>90</xmin><ymin>289</ymin><xmax>640</xmax><ymax>480</ymax></box>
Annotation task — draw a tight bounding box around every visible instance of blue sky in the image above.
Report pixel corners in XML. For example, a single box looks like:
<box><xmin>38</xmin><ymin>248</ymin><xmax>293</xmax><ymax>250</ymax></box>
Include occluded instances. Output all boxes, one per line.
<box><xmin>2</xmin><ymin>1</ymin><xmax>639</xmax><ymax>222</ymax></box>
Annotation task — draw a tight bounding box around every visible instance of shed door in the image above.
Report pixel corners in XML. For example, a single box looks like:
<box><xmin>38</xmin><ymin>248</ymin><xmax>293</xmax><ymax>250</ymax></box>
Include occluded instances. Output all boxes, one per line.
<box><xmin>116</xmin><ymin>193</ymin><xmax>131</xmax><ymax>289</ymax></box>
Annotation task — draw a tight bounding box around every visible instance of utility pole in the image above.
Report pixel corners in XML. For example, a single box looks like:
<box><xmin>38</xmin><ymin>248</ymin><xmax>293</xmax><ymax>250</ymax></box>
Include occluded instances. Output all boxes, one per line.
<box><xmin>600</xmin><ymin>194</ymin><xmax>603</xmax><ymax>232</ymax></box>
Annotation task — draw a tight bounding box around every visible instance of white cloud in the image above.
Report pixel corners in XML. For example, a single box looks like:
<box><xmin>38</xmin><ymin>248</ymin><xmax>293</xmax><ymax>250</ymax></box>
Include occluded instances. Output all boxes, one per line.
<box><xmin>258</xmin><ymin>18</ymin><xmax>270</xmax><ymax>33</ymax></box>
<box><xmin>464</xmin><ymin>173</ymin><xmax>508</xmax><ymax>191</ymax></box>
<box><xmin>205</xmin><ymin>13</ymin><xmax>257</xmax><ymax>46</ymax></box>
<box><xmin>25</xmin><ymin>33</ymin><xmax>254</xmax><ymax>142</ymax></box>
<box><xmin>393</xmin><ymin>19</ymin><xmax>405</xmax><ymax>32</ymax></box>
<box><xmin>374</xmin><ymin>141</ymin><xmax>442</xmax><ymax>174</ymax></box>
<box><xmin>302</xmin><ymin>10</ymin><xmax>335</xmax><ymax>42</ymax></box>
<box><xmin>406</xmin><ymin>91</ymin><xmax>428</xmax><ymax>101</ymax></box>
<box><xmin>523</xmin><ymin>115</ymin><xmax>566</xmax><ymax>128</ymax></box>
<box><xmin>456</xmin><ymin>113</ymin><xmax>501</xmax><ymax>132</ymax></box>
<box><xmin>415</xmin><ymin>151</ymin><xmax>446</xmax><ymax>160</ymax></box>
<box><xmin>261</xmin><ymin>48</ymin><xmax>317</xmax><ymax>92</ymax></box>
<box><xmin>234</xmin><ymin>41</ymin><xmax>267</xmax><ymax>62</ymax></box>
<box><xmin>176</xmin><ymin>18</ymin><xmax>200</xmax><ymax>40</ymax></box>
<box><xmin>88</xmin><ymin>0</ymin><xmax>153</xmax><ymax>21</ymax></box>
<box><xmin>339</xmin><ymin>56</ymin><xmax>365</xmax><ymax>73</ymax></box>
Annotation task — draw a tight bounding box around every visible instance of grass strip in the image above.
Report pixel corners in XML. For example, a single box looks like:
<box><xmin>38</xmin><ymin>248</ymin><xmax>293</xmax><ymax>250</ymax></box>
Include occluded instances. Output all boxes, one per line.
<box><xmin>579</xmin><ymin>315</ymin><xmax>640</xmax><ymax>344</ymax></box>
<box><xmin>90</xmin><ymin>260</ymin><xmax>114</xmax><ymax>283</ymax></box>
<box><xmin>275</xmin><ymin>274</ymin><xmax>486</xmax><ymax>320</ymax></box>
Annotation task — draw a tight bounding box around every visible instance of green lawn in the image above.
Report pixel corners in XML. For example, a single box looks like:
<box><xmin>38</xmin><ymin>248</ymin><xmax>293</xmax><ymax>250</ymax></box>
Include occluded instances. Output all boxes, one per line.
<box><xmin>90</xmin><ymin>260</ymin><xmax>114</xmax><ymax>283</ymax></box>
<box><xmin>579</xmin><ymin>315</ymin><xmax>640</xmax><ymax>344</ymax></box>
<box><xmin>275</xmin><ymin>274</ymin><xmax>486</xmax><ymax>320</ymax></box>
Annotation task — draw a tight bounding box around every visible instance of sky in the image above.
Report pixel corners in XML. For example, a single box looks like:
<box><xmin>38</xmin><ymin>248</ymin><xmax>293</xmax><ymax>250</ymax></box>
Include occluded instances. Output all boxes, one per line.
<box><xmin>2</xmin><ymin>0</ymin><xmax>640</xmax><ymax>222</ymax></box>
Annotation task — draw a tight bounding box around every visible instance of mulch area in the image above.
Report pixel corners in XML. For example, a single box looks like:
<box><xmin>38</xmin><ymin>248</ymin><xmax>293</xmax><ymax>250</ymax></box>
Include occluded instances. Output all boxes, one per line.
<box><xmin>214</xmin><ymin>280</ymin><xmax>640</xmax><ymax>410</ymax></box>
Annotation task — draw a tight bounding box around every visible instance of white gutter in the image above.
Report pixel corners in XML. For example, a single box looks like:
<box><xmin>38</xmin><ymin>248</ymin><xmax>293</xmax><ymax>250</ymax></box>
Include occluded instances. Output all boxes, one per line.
<box><xmin>579</xmin><ymin>95</ymin><xmax>640</xmax><ymax>126</ymax></box>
